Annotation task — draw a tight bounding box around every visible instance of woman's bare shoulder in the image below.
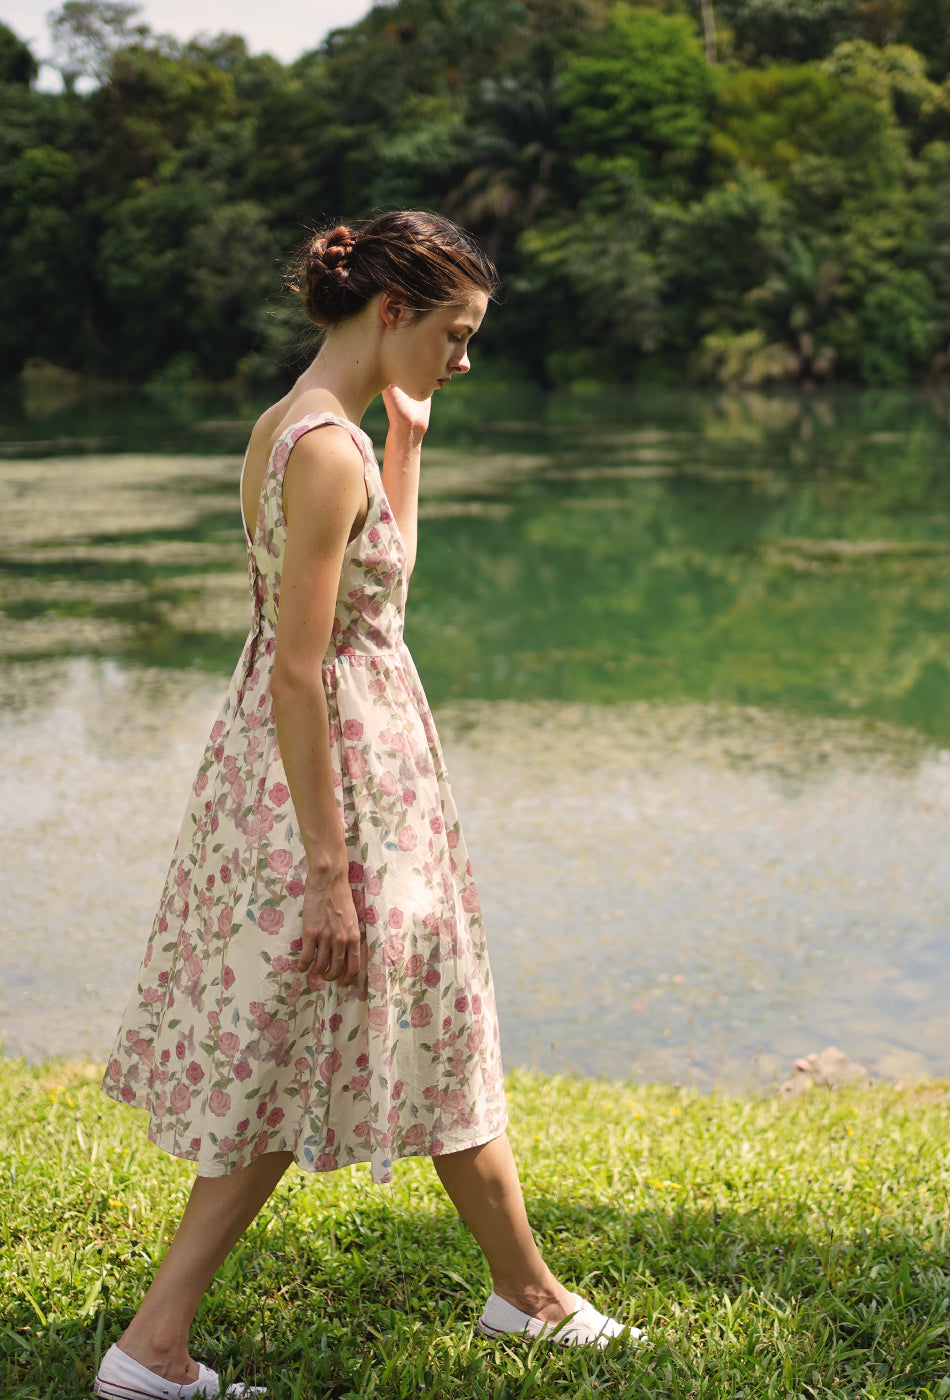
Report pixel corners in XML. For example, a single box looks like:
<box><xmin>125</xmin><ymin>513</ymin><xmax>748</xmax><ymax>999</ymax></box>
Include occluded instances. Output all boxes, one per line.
<box><xmin>242</xmin><ymin>391</ymin><xmax>362</xmax><ymax>535</ymax></box>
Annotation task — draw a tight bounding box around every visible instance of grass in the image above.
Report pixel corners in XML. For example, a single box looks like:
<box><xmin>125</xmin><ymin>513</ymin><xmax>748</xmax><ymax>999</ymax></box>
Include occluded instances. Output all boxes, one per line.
<box><xmin>1</xmin><ymin>1059</ymin><xmax>948</xmax><ymax>1399</ymax></box>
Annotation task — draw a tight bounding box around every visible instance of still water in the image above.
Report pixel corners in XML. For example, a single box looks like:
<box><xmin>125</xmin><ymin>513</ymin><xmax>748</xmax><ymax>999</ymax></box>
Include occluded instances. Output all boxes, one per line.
<box><xmin>1</xmin><ymin>386</ymin><xmax>949</xmax><ymax>1087</ymax></box>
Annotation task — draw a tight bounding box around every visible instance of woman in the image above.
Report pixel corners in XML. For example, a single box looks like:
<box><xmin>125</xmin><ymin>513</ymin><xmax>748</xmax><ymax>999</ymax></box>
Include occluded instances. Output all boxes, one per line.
<box><xmin>94</xmin><ymin>210</ymin><xmax>637</xmax><ymax>1400</ymax></box>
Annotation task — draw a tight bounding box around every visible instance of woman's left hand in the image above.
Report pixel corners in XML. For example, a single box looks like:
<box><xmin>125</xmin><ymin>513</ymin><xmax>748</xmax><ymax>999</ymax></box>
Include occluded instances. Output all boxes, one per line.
<box><xmin>383</xmin><ymin>383</ymin><xmax>430</xmax><ymax>441</ymax></box>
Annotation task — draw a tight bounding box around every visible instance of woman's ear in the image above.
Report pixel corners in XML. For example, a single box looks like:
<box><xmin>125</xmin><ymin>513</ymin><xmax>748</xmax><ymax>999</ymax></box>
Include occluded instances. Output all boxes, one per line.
<box><xmin>379</xmin><ymin>292</ymin><xmax>409</xmax><ymax>331</ymax></box>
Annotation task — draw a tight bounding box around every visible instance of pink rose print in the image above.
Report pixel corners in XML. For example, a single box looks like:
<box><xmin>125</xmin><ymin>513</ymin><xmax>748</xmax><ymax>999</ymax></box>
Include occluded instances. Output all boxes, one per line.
<box><xmin>406</xmin><ymin>954</ymin><xmax>425</xmax><ymax>977</ymax></box>
<box><xmin>446</xmin><ymin>829</ymin><xmax>459</xmax><ymax>849</ymax></box>
<box><xmin>267</xmin><ymin>849</ymin><xmax>294</xmax><ymax>874</ymax></box>
<box><xmin>185</xmin><ymin>1060</ymin><xmax>204</xmax><ymax>1086</ymax></box>
<box><xmin>461</xmin><ymin>885</ymin><xmax>480</xmax><ymax>913</ymax></box>
<box><xmin>383</xmin><ymin>934</ymin><xmax>405</xmax><ymax>965</ymax></box>
<box><xmin>234</xmin><ymin>1061</ymin><xmax>253</xmax><ymax>1081</ymax></box>
<box><xmin>344</xmin><ymin>747</ymin><xmax>367</xmax><ymax>778</ymax></box>
<box><xmin>244</xmin><ymin>805</ymin><xmax>274</xmax><ymax>839</ymax></box>
<box><xmin>268</xmin><ymin>782</ymin><xmax>290</xmax><ymax>806</ymax></box>
<box><xmin>218</xmin><ymin>906</ymin><xmax>233</xmax><ymax>939</ymax></box>
<box><xmin>218</xmin><ymin>1032</ymin><xmax>240</xmax><ymax>1058</ymax></box>
<box><xmin>410</xmin><ymin>1004</ymin><xmax>432</xmax><ymax>1028</ymax></box>
<box><xmin>397</xmin><ymin>827</ymin><xmax>417</xmax><ymax>851</ymax></box>
<box><xmin>210</xmin><ymin>720</ymin><xmax>225</xmax><ymax>742</ymax></box>
<box><xmin>259</xmin><ymin>1015</ymin><xmax>290</xmax><ymax>1046</ymax></box>
<box><xmin>379</xmin><ymin>771</ymin><xmax>398</xmax><ymax>795</ymax></box>
<box><xmin>319</xmin><ymin>1049</ymin><xmax>342</xmax><ymax>1085</ymax></box>
<box><xmin>366</xmin><ymin>875</ymin><xmax>383</xmax><ymax>895</ymax></box>
<box><xmin>368</xmin><ymin>1005</ymin><xmax>388</xmax><ymax>1031</ymax></box>
<box><xmin>348</xmin><ymin>861</ymin><xmax>364</xmax><ymax>884</ymax></box>
<box><xmin>266</xmin><ymin>1107</ymin><xmax>285</xmax><ymax>1128</ymax></box>
<box><xmin>209</xmin><ymin>1089</ymin><xmax>231</xmax><ymax>1117</ymax></box>
<box><xmin>222</xmin><ymin>964</ymin><xmax>236</xmax><ymax>990</ymax></box>
<box><xmin>387</xmin><ymin>907</ymin><xmax>404</xmax><ymax>929</ymax></box>
<box><xmin>286</xmin><ymin>879</ymin><xmax>305</xmax><ymax>898</ymax></box>
<box><xmin>403</xmin><ymin>1123</ymin><xmax>426</xmax><ymax>1147</ymax></box>
<box><xmin>170</xmin><ymin>1084</ymin><xmax>191</xmax><ymax>1115</ymax></box>
<box><xmin>258</xmin><ymin>907</ymin><xmax>284</xmax><ymax>935</ymax></box>
<box><xmin>195</xmin><ymin>773</ymin><xmax>208</xmax><ymax>796</ymax></box>
<box><xmin>424</xmin><ymin>968</ymin><xmax>441</xmax><ymax>988</ymax></box>
<box><xmin>342</xmin><ymin>719</ymin><xmax>364</xmax><ymax>740</ymax></box>
<box><xmin>454</xmin><ymin>995</ymin><xmax>469</xmax><ymax>1013</ymax></box>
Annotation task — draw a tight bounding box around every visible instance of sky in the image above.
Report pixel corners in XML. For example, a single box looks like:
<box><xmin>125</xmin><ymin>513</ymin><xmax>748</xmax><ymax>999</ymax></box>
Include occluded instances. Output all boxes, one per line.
<box><xmin>3</xmin><ymin>0</ymin><xmax>377</xmax><ymax>79</ymax></box>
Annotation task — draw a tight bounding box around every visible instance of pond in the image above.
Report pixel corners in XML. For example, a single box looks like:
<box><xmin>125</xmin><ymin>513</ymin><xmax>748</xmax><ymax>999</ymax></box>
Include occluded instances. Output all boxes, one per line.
<box><xmin>1</xmin><ymin>385</ymin><xmax>949</xmax><ymax>1089</ymax></box>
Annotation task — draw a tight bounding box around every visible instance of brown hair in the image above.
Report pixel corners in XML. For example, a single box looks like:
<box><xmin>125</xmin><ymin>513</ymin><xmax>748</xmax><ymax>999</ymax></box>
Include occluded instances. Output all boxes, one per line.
<box><xmin>292</xmin><ymin>209</ymin><xmax>499</xmax><ymax>328</ymax></box>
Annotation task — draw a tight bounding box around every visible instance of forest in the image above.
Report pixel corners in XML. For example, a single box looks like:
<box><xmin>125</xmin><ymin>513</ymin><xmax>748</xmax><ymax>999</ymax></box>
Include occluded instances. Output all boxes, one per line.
<box><xmin>2</xmin><ymin>0</ymin><xmax>950</xmax><ymax>391</ymax></box>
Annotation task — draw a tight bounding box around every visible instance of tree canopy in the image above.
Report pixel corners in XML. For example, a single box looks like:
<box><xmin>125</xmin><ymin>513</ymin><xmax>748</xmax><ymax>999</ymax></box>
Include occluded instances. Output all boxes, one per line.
<box><xmin>2</xmin><ymin>0</ymin><xmax>950</xmax><ymax>389</ymax></box>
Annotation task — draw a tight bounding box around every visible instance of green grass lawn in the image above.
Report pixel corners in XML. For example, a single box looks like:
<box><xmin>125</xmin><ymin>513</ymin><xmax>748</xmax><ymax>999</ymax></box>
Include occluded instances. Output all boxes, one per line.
<box><xmin>1</xmin><ymin>1058</ymin><xmax>948</xmax><ymax>1399</ymax></box>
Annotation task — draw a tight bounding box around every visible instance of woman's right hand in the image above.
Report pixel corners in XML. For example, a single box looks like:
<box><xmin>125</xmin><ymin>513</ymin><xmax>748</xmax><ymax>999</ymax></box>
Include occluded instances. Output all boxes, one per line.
<box><xmin>297</xmin><ymin>865</ymin><xmax>364</xmax><ymax>987</ymax></box>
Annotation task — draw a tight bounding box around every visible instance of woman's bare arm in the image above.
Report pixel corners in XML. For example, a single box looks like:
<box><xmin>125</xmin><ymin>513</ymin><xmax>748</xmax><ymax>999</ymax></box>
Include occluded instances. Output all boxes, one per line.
<box><xmin>380</xmin><ymin>385</ymin><xmax>431</xmax><ymax>577</ymax></box>
<box><xmin>269</xmin><ymin>424</ymin><xmax>367</xmax><ymax>987</ymax></box>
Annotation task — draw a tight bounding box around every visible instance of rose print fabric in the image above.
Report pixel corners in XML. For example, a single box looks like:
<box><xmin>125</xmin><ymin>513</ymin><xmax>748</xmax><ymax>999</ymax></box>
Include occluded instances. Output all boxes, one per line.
<box><xmin>102</xmin><ymin>412</ymin><xmax>507</xmax><ymax>1183</ymax></box>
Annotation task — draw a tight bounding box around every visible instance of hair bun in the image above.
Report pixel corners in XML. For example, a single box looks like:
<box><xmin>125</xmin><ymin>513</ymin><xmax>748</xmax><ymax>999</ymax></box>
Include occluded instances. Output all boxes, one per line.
<box><xmin>319</xmin><ymin>226</ymin><xmax>357</xmax><ymax>277</ymax></box>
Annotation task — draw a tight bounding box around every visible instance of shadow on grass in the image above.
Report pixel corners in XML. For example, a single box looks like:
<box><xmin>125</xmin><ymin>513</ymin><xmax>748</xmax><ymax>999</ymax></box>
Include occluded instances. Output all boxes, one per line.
<box><xmin>6</xmin><ymin>1185</ymin><xmax>947</xmax><ymax>1400</ymax></box>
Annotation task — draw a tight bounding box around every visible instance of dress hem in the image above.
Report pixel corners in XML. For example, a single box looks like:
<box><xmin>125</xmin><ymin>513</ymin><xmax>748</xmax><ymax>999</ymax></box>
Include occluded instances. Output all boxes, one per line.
<box><xmin>100</xmin><ymin>1083</ymin><xmax>508</xmax><ymax>1186</ymax></box>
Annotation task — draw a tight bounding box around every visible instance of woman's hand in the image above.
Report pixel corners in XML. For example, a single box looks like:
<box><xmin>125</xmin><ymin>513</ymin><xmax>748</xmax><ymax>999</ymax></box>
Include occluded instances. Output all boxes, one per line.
<box><xmin>383</xmin><ymin>383</ymin><xmax>431</xmax><ymax>442</ymax></box>
<box><xmin>297</xmin><ymin>866</ymin><xmax>364</xmax><ymax>987</ymax></box>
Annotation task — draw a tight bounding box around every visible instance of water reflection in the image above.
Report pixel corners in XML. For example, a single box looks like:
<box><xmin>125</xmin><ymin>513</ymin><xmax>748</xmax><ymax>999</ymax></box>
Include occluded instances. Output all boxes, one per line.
<box><xmin>1</xmin><ymin>659</ymin><xmax>947</xmax><ymax>1086</ymax></box>
<box><xmin>2</xmin><ymin>392</ymin><xmax>948</xmax><ymax>738</ymax></box>
<box><xmin>1</xmin><ymin>389</ymin><xmax>949</xmax><ymax>1080</ymax></box>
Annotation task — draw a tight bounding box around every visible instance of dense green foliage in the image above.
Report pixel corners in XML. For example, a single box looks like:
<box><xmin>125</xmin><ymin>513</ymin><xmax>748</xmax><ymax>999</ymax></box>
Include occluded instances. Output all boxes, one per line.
<box><xmin>2</xmin><ymin>1058</ymin><xmax>949</xmax><ymax>1397</ymax></box>
<box><xmin>3</xmin><ymin>0</ymin><xmax>950</xmax><ymax>389</ymax></box>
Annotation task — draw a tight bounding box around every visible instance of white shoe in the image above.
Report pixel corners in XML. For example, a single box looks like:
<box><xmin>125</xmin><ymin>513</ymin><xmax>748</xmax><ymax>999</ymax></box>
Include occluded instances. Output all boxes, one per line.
<box><xmin>93</xmin><ymin>1343</ymin><xmax>267</xmax><ymax>1398</ymax></box>
<box><xmin>476</xmin><ymin>1291</ymin><xmax>644</xmax><ymax>1347</ymax></box>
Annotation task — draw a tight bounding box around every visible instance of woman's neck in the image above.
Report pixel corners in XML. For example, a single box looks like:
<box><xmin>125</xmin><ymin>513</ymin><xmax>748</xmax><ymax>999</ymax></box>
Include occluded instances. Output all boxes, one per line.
<box><xmin>300</xmin><ymin>305</ymin><xmax>387</xmax><ymax>424</ymax></box>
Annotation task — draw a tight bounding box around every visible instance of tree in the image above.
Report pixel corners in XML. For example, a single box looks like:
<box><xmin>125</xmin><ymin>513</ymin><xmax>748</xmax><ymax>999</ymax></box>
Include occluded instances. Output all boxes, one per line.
<box><xmin>516</xmin><ymin>165</ymin><xmax>662</xmax><ymax>383</ymax></box>
<box><xmin>47</xmin><ymin>0</ymin><xmax>150</xmax><ymax>90</ymax></box>
<box><xmin>716</xmin><ymin>0</ymin><xmax>859</xmax><ymax>63</ymax></box>
<box><xmin>0</xmin><ymin>22</ymin><xmax>39</xmax><ymax>86</ymax></box>
<box><xmin>559</xmin><ymin>5</ymin><xmax>718</xmax><ymax>192</ymax></box>
<box><xmin>711</xmin><ymin>61</ymin><xmax>908</xmax><ymax>215</ymax></box>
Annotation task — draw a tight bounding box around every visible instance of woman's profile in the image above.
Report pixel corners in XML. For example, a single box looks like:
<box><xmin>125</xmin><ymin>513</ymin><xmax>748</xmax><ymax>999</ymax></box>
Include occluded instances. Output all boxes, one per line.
<box><xmin>94</xmin><ymin>209</ymin><xmax>641</xmax><ymax>1399</ymax></box>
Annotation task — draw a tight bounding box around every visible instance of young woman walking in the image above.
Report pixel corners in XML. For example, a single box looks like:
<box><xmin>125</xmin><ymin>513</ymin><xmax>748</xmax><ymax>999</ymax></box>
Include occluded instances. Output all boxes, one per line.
<box><xmin>94</xmin><ymin>210</ymin><xmax>639</xmax><ymax>1399</ymax></box>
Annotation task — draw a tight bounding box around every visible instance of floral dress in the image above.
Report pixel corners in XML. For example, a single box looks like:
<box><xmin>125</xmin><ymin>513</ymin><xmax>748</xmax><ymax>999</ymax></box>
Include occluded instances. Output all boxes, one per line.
<box><xmin>103</xmin><ymin>412</ymin><xmax>507</xmax><ymax>1184</ymax></box>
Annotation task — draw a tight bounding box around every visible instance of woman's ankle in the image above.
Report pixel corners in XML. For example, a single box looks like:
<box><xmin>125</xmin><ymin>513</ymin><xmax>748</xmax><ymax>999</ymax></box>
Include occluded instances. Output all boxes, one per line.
<box><xmin>490</xmin><ymin>1275</ymin><xmax>576</xmax><ymax>1322</ymax></box>
<box><xmin>116</xmin><ymin>1327</ymin><xmax>197</xmax><ymax>1383</ymax></box>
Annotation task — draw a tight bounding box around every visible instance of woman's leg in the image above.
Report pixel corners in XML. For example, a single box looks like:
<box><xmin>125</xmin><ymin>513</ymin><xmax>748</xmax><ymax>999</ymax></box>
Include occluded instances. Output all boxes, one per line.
<box><xmin>116</xmin><ymin>1151</ymin><xmax>294</xmax><ymax>1384</ymax></box>
<box><xmin>432</xmin><ymin>1133</ymin><xmax>575</xmax><ymax>1322</ymax></box>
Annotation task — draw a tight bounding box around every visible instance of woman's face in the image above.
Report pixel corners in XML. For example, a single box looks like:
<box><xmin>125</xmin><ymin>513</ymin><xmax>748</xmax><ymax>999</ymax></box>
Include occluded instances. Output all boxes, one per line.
<box><xmin>382</xmin><ymin>289</ymin><xmax>489</xmax><ymax>401</ymax></box>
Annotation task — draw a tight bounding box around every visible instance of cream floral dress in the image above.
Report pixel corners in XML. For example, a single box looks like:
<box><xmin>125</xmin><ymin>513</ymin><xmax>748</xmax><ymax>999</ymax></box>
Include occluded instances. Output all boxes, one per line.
<box><xmin>103</xmin><ymin>412</ymin><xmax>507</xmax><ymax>1183</ymax></box>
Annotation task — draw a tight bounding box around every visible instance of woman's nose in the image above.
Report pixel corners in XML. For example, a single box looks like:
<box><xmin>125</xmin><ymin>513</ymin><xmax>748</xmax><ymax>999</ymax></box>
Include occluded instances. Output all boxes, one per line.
<box><xmin>451</xmin><ymin>347</ymin><xmax>471</xmax><ymax>374</ymax></box>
